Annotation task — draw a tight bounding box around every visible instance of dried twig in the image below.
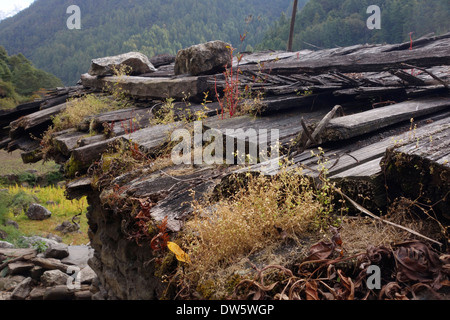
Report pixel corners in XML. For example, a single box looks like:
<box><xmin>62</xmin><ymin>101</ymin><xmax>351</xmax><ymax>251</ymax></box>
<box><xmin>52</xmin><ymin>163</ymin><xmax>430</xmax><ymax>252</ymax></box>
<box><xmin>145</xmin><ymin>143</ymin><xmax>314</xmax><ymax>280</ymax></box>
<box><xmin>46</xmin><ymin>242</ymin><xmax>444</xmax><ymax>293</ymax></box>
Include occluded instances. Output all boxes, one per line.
<box><xmin>293</xmin><ymin>105</ymin><xmax>344</xmax><ymax>156</ymax></box>
<box><xmin>332</xmin><ymin>186</ymin><xmax>443</xmax><ymax>247</ymax></box>
<box><xmin>401</xmin><ymin>63</ymin><xmax>449</xmax><ymax>89</ymax></box>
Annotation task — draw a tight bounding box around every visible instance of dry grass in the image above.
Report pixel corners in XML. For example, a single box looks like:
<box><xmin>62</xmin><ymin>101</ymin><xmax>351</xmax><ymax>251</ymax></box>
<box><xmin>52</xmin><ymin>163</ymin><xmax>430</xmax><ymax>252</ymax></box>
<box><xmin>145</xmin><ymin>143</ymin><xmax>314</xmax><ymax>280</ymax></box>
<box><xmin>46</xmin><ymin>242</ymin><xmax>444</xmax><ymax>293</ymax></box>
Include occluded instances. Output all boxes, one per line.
<box><xmin>178</xmin><ymin>168</ymin><xmax>337</xmax><ymax>298</ymax></box>
<box><xmin>52</xmin><ymin>94</ymin><xmax>122</xmax><ymax>133</ymax></box>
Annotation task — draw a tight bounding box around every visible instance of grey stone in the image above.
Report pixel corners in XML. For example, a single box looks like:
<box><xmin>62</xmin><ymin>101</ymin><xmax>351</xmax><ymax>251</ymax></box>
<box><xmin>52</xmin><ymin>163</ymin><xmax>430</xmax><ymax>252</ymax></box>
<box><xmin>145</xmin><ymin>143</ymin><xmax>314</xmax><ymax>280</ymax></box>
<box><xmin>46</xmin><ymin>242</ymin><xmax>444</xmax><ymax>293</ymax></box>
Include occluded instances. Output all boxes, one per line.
<box><xmin>61</xmin><ymin>245</ymin><xmax>94</xmax><ymax>269</ymax></box>
<box><xmin>40</xmin><ymin>269</ymin><xmax>70</xmax><ymax>287</ymax></box>
<box><xmin>74</xmin><ymin>290</ymin><xmax>92</xmax><ymax>300</ymax></box>
<box><xmin>4</xmin><ymin>219</ymin><xmax>19</xmax><ymax>229</ymax></box>
<box><xmin>10</xmin><ymin>277</ymin><xmax>33</xmax><ymax>300</ymax></box>
<box><xmin>0</xmin><ymin>229</ymin><xmax>8</xmax><ymax>240</ymax></box>
<box><xmin>7</xmin><ymin>261</ymin><xmax>34</xmax><ymax>275</ymax></box>
<box><xmin>55</xmin><ymin>220</ymin><xmax>80</xmax><ymax>234</ymax></box>
<box><xmin>174</xmin><ymin>40</ymin><xmax>232</xmax><ymax>76</ymax></box>
<box><xmin>44</xmin><ymin>243</ymin><xmax>69</xmax><ymax>259</ymax></box>
<box><xmin>26</xmin><ymin>203</ymin><xmax>52</xmax><ymax>220</ymax></box>
<box><xmin>46</xmin><ymin>233</ymin><xmax>62</xmax><ymax>243</ymax></box>
<box><xmin>0</xmin><ymin>241</ymin><xmax>14</xmax><ymax>249</ymax></box>
<box><xmin>88</xmin><ymin>52</ymin><xmax>156</xmax><ymax>76</ymax></box>
<box><xmin>20</xmin><ymin>236</ymin><xmax>59</xmax><ymax>248</ymax></box>
<box><xmin>0</xmin><ymin>275</ymin><xmax>26</xmax><ymax>291</ymax></box>
<box><xmin>29</xmin><ymin>287</ymin><xmax>46</xmax><ymax>300</ymax></box>
<box><xmin>43</xmin><ymin>285</ymin><xmax>74</xmax><ymax>300</ymax></box>
<box><xmin>80</xmin><ymin>265</ymin><xmax>97</xmax><ymax>284</ymax></box>
<box><xmin>30</xmin><ymin>265</ymin><xmax>45</xmax><ymax>281</ymax></box>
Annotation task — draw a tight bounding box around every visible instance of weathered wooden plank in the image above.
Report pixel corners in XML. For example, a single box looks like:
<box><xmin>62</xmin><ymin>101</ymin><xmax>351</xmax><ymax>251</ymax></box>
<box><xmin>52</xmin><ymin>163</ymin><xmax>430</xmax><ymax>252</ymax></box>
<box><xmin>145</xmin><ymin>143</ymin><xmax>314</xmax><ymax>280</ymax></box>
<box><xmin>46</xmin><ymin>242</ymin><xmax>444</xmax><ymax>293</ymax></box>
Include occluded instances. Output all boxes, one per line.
<box><xmin>21</xmin><ymin>149</ymin><xmax>44</xmax><ymax>164</ymax></box>
<box><xmin>232</xmin><ymin>111</ymin><xmax>450</xmax><ymax>179</ymax></box>
<box><xmin>120</xmin><ymin>122</ymin><xmax>183</xmax><ymax>154</ymax></box>
<box><xmin>79</xmin><ymin>107</ymin><xmax>154</xmax><ymax>132</ymax></box>
<box><xmin>9</xmin><ymin>103</ymin><xmax>68</xmax><ymax>138</ymax></box>
<box><xmin>68</xmin><ymin>121</ymin><xmax>183</xmax><ymax>173</ymax></box>
<box><xmin>321</xmin><ymin>96</ymin><xmax>450</xmax><ymax>142</ymax></box>
<box><xmin>53</xmin><ymin>130</ymin><xmax>87</xmax><ymax>156</ymax></box>
<box><xmin>70</xmin><ymin>137</ymin><xmax>118</xmax><ymax>172</ymax></box>
<box><xmin>80</xmin><ymin>73</ymin><xmax>208</xmax><ymax>100</ymax></box>
<box><xmin>382</xmin><ymin>119</ymin><xmax>450</xmax><ymax>219</ymax></box>
<box><xmin>65</xmin><ymin>176</ymin><xmax>93</xmax><ymax>200</ymax></box>
<box><xmin>241</xmin><ymin>37</ymin><xmax>450</xmax><ymax>75</ymax></box>
<box><xmin>7</xmin><ymin>137</ymin><xmax>40</xmax><ymax>153</ymax></box>
<box><xmin>331</xmin><ymin>158</ymin><xmax>387</xmax><ymax>212</ymax></box>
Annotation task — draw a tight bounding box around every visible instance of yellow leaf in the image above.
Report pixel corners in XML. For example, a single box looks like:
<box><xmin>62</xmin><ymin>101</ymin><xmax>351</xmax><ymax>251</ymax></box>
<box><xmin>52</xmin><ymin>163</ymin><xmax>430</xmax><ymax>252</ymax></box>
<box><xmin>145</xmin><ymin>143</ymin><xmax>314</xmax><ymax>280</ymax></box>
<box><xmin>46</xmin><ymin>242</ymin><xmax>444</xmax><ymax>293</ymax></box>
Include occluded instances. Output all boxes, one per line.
<box><xmin>167</xmin><ymin>241</ymin><xmax>191</xmax><ymax>264</ymax></box>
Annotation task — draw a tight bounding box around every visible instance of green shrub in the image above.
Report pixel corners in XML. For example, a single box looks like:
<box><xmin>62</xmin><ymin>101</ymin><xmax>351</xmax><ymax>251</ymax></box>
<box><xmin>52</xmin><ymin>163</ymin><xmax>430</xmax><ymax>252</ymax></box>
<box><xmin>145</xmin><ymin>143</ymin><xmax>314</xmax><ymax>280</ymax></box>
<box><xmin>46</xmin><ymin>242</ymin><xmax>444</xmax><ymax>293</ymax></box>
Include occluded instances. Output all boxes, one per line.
<box><xmin>8</xmin><ymin>190</ymin><xmax>38</xmax><ymax>215</ymax></box>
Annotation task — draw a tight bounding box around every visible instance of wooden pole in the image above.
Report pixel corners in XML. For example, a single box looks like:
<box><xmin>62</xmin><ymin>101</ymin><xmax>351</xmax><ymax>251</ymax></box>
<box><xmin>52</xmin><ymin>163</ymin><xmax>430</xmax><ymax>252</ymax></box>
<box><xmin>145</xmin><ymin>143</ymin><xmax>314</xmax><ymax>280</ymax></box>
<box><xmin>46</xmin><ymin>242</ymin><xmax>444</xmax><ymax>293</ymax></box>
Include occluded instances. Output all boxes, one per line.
<box><xmin>287</xmin><ymin>0</ymin><xmax>298</xmax><ymax>52</ymax></box>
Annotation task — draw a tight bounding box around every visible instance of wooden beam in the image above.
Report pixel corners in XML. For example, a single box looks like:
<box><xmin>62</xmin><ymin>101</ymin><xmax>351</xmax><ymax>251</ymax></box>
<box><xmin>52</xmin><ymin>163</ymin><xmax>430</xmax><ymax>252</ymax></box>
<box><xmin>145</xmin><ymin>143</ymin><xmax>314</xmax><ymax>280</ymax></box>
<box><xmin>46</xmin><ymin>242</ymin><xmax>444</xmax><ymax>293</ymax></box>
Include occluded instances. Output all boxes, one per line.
<box><xmin>321</xmin><ymin>97</ymin><xmax>450</xmax><ymax>142</ymax></box>
<box><xmin>80</xmin><ymin>74</ymin><xmax>209</xmax><ymax>100</ymax></box>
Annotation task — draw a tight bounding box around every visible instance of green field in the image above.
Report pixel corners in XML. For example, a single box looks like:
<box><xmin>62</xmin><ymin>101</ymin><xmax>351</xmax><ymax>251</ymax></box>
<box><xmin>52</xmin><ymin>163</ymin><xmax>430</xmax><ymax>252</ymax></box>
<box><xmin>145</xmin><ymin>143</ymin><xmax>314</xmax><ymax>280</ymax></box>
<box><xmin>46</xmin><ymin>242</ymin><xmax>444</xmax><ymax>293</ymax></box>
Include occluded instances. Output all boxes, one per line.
<box><xmin>0</xmin><ymin>150</ymin><xmax>89</xmax><ymax>246</ymax></box>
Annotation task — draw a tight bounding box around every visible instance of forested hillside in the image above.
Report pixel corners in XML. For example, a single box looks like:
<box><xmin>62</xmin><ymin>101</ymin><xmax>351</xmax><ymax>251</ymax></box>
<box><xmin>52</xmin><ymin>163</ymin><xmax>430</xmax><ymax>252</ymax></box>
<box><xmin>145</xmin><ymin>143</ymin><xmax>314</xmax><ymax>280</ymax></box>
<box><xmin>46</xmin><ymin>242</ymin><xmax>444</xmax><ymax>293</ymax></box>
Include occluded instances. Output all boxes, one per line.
<box><xmin>258</xmin><ymin>0</ymin><xmax>450</xmax><ymax>51</ymax></box>
<box><xmin>0</xmin><ymin>0</ymin><xmax>298</xmax><ymax>85</ymax></box>
<box><xmin>0</xmin><ymin>46</ymin><xmax>62</xmax><ymax>109</ymax></box>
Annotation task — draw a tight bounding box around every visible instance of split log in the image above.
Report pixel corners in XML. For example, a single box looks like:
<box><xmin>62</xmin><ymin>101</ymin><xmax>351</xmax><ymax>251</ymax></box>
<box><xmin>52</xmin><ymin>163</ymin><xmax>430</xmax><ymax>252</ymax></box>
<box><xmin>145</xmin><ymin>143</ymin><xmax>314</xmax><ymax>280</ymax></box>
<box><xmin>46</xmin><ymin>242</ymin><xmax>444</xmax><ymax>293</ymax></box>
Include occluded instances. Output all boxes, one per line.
<box><xmin>7</xmin><ymin>137</ymin><xmax>40</xmax><ymax>153</ymax></box>
<box><xmin>69</xmin><ymin>137</ymin><xmax>118</xmax><ymax>173</ymax></box>
<box><xmin>320</xmin><ymin>96</ymin><xmax>450</xmax><ymax>142</ymax></box>
<box><xmin>65</xmin><ymin>177</ymin><xmax>93</xmax><ymax>200</ymax></box>
<box><xmin>330</xmin><ymin>158</ymin><xmax>387</xmax><ymax>212</ymax></box>
<box><xmin>248</xmin><ymin>93</ymin><xmax>326</xmax><ymax>115</ymax></box>
<box><xmin>120</xmin><ymin>121</ymin><xmax>183</xmax><ymax>154</ymax></box>
<box><xmin>9</xmin><ymin>103</ymin><xmax>68</xmax><ymax>139</ymax></box>
<box><xmin>80</xmin><ymin>74</ymin><xmax>209</xmax><ymax>100</ymax></box>
<box><xmin>78</xmin><ymin>107</ymin><xmax>154</xmax><ymax>133</ymax></box>
<box><xmin>382</xmin><ymin>118</ymin><xmax>450</xmax><ymax>220</ymax></box>
<box><xmin>241</xmin><ymin>37</ymin><xmax>450</xmax><ymax>75</ymax></box>
<box><xmin>67</xmin><ymin>121</ymin><xmax>182</xmax><ymax>174</ymax></box>
<box><xmin>21</xmin><ymin>149</ymin><xmax>44</xmax><ymax>164</ymax></box>
<box><xmin>53</xmin><ymin>130</ymin><xmax>87</xmax><ymax>156</ymax></box>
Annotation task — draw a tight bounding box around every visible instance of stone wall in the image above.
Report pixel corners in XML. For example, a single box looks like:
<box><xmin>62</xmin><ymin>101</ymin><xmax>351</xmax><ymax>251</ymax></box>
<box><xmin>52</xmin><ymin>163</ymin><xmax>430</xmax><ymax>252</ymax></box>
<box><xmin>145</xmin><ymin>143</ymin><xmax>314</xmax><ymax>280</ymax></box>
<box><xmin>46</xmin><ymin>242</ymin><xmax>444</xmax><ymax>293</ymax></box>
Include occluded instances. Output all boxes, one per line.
<box><xmin>86</xmin><ymin>190</ymin><xmax>167</xmax><ymax>300</ymax></box>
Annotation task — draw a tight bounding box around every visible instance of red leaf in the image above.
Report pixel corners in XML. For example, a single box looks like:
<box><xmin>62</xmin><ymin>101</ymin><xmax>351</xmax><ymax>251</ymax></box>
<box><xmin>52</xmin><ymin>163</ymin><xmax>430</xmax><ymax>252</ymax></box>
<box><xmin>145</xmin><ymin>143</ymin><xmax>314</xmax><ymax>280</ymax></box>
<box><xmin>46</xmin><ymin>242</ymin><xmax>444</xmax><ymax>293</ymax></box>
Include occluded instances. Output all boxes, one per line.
<box><xmin>305</xmin><ymin>281</ymin><xmax>319</xmax><ymax>300</ymax></box>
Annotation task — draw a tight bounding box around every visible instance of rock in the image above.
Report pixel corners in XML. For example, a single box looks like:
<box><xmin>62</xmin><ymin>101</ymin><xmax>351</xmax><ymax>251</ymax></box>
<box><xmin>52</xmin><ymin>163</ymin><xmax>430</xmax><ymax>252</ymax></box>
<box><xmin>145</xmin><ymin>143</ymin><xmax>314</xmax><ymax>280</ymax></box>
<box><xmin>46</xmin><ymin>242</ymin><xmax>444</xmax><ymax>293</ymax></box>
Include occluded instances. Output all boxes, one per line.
<box><xmin>74</xmin><ymin>289</ymin><xmax>92</xmax><ymax>300</ymax></box>
<box><xmin>0</xmin><ymin>291</ymin><xmax>11</xmax><ymax>300</ymax></box>
<box><xmin>30</xmin><ymin>266</ymin><xmax>45</xmax><ymax>281</ymax></box>
<box><xmin>174</xmin><ymin>40</ymin><xmax>232</xmax><ymax>76</ymax></box>
<box><xmin>0</xmin><ymin>229</ymin><xmax>8</xmax><ymax>240</ymax></box>
<box><xmin>61</xmin><ymin>245</ymin><xmax>94</xmax><ymax>269</ymax></box>
<box><xmin>25</xmin><ymin>204</ymin><xmax>52</xmax><ymax>221</ymax></box>
<box><xmin>32</xmin><ymin>257</ymin><xmax>70</xmax><ymax>273</ymax></box>
<box><xmin>4</xmin><ymin>219</ymin><xmax>19</xmax><ymax>229</ymax></box>
<box><xmin>46</xmin><ymin>233</ymin><xmax>62</xmax><ymax>243</ymax></box>
<box><xmin>88</xmin><ymin>52</ymin><xmax>156</xmax><ymax>76</ymax></box>
<box><xmin>40</xmin><ymin>269</ymin><xmax>70</xmax><ymax>287</ymax></box>
<box><xmin>43</xmin><ymin>285</ymin><xmax>75</xmax><ymax>300</ymax></box>
<box><xmin>7</xmin><ymin>261</ymin><xmax>34</xmax><ymax>275</ymax></box>
<box><xmin>0</xmin><ymin>275</ymin><xmax>25</xmax><ymax>291</ymax></box>
<box><xmin>44</xmin><ymin>243</ymin><xmax>69</xmax><ymax>259</ymax></box>
<box><xmin>0</xmin><ymin>241</ymin><xmax>14</xmax><ymax>249</ymax></box>
<box><xmin>29</xmin><ymin>287</ymin><xmax>46</xmax><ymax>300</ymax></box>
<box><xmin>21</xmin><ymin>236</ymin><xmax>59</xmax><ymax>248</ymax></box>
<box><xmin>10</xmin><ymin>277</ymin><xmax>33</xmax><ymax>300</ymax></box>
<box><xmin>55</xmin><ymin>220</ymin><xmax>80</xmax><ymax>234</ymax></box>
<box><xmin>80</xmin><ymin>265</ymin><xmax>97</xmax><ymax>284</ymax></box>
